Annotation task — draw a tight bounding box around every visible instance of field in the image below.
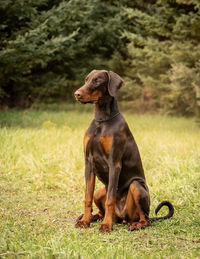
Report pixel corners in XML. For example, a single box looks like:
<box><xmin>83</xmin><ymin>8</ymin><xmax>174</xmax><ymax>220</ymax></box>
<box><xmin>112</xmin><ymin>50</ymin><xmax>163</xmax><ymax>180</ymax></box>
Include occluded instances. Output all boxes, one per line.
<box><xmin>0</xmin><ymin>107</ymin><xmax>200</xmax><ymax>258</ymax></box>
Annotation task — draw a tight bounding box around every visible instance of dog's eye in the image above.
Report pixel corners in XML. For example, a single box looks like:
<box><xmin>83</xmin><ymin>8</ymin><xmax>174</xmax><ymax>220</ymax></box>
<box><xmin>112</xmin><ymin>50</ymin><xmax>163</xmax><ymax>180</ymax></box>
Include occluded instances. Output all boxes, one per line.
<box><xmin>93</xmin><ymin>78</ymin><xmax>99</xmax><ymax>83</ymax></box>
<box><xmin>94</xmin><ymin>78</ymin><xmax>104</xmax><ymax>85</ymax></box>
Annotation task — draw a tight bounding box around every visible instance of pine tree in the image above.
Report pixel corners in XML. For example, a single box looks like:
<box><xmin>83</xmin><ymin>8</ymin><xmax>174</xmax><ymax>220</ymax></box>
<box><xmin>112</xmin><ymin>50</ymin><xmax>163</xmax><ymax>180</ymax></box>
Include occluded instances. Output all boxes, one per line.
<box><xmin>0</xmin><ymin>0</ymin><xmax>123</xmax><ymax>107</ymax></box>
<box><xmin>122</xmin><ymin>0</ymin><xmax>200</xmax><ymax>115</ymax></box>
<box><xmin>0</xmin><ymin>0</ymin><xmax>200</xmax><ymax>116</ymax></box>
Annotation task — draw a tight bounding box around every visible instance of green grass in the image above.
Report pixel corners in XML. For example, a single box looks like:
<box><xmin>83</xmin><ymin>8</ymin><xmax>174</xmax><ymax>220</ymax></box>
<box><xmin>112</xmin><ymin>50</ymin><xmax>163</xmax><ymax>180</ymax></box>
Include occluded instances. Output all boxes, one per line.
<box><xmin>0</xmin><ymin>108</ymin><xmax>200</xmax><ymax>258</ymax></box>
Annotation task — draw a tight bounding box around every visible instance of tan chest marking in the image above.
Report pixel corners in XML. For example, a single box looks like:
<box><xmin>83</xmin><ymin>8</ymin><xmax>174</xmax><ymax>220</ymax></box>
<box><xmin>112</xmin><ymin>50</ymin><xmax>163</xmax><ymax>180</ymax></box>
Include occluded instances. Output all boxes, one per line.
<box><xmin>100</xmin><ymin>136</ymin><xmax>113</xmax><ymax>155</ymax></box>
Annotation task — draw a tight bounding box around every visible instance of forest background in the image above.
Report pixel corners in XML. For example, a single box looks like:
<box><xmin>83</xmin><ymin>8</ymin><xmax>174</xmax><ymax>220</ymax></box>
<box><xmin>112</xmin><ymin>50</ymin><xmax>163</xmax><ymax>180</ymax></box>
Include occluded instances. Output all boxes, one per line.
<box><xmin>1</xmin><ymin>0</ymin><xmax>200</xmax><ymax>116</ymax></box>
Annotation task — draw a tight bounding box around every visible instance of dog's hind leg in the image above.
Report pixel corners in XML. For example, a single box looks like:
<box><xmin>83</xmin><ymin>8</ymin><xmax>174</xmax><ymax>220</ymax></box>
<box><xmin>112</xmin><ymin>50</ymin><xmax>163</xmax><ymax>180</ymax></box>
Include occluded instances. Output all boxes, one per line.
<box><xmin>124</xmin><ymin>181</ymin><xmax>150</xmax><ymax>231</ymax></box>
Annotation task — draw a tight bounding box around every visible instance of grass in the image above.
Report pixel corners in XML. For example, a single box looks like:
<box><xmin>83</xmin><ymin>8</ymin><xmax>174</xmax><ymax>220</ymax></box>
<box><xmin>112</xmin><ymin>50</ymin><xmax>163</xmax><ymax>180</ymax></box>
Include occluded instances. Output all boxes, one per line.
<box><xmin>0</xmin><ymin>107</ymin><xmax>200</xmax><ymax>258</ymax></box>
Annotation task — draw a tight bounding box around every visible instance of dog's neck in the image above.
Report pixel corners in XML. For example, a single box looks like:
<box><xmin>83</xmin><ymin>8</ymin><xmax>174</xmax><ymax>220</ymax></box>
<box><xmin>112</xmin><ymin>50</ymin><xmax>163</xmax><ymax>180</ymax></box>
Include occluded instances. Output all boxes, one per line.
<box><xmin>94</xmin><ymin>96</ymin><xmax>119</xmax><ymax>122</ymax></box>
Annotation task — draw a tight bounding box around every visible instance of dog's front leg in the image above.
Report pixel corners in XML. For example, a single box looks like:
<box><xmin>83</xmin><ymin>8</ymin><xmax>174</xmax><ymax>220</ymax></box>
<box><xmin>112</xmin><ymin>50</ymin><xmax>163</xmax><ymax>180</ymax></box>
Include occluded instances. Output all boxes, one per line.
<box><xmin>75</xmin><ymin>164</ymin><xmax>95</xmax><ymax>228</ymax></box>
<box><xmin>99</xmin><ymin>162</ymin><xmax>121</xmax><ymax>232</ymax></box>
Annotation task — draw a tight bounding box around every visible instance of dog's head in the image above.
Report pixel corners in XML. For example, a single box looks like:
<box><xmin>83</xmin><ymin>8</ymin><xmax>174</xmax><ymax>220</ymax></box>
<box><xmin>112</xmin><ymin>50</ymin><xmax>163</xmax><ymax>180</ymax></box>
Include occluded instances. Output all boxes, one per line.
<box><xmin>74</xmin><ymin>70</ymin><xmax>124</xmax><ymax>104</ymax></box>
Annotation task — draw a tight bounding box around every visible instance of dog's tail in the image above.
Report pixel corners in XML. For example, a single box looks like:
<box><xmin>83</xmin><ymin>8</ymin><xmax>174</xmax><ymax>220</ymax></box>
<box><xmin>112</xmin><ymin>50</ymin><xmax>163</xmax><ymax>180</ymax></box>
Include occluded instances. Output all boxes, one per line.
<box><xmin>149</xmin><ymin>201</ymin><xmax>174</xmax><ymax>222</ymax></box>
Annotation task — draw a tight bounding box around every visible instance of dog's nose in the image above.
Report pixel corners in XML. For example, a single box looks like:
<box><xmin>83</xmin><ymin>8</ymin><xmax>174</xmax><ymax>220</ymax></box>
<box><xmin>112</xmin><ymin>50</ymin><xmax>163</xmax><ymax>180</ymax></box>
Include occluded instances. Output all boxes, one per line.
<box><xmin>74</xmin><ymin>90</ymin><xmax>82</xmax><ymax>99</ymax></box>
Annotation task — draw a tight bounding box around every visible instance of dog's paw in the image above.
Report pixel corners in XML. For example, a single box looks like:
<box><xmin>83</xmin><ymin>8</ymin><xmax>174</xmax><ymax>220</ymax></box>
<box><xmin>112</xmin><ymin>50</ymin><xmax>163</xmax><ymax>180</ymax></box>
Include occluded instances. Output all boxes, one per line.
<box><xmin>128</xmin><ymin>220</ymin><xmax>149</xmax><ymax>231</ymax></box>
<box><xmin>90</xmin><ymin>213</ymin><xmax>104</xmax><ymax>222</ymax></box>
<box><xmin>99</xmin><ymin>223</ymin><xmax>112</xmax><ymax>233</ymax></box>
<box><xmin>75</xmin><ymin>220</ymin><xmax>90</xmax><ymax>228</ymax></box>
<box><xmin>76</xmin><ymin>214</ymin><xmax>84</xmax><ymax>221</ymax></box>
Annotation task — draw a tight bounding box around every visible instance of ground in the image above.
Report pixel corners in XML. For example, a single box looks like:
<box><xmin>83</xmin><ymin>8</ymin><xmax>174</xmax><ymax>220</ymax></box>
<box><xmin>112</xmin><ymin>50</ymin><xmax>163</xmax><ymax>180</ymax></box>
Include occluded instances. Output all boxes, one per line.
<box><xmin>0</xmin><ymin>107</ymin><xmax>200</xmax><ymax>258</ymax></box>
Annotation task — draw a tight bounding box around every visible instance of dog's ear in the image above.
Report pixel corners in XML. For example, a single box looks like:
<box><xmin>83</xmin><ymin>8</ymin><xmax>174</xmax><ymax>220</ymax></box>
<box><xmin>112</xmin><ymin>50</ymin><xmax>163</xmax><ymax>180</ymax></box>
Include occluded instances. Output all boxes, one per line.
<box><xmin>107</xmin><ymin>71</ymin><xmax>125</xmax><ymax>97</ymax></box>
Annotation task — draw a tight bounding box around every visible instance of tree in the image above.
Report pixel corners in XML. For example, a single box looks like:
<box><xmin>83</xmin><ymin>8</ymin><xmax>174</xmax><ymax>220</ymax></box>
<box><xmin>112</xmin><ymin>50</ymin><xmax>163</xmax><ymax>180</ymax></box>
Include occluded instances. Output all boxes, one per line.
<box><xmin>0</xmin><ymin>0</ymin><xmax>200</xmax><ymax>117</ymax></box>
<box><xmin>0</xmin><ymin>0</ymin><xmax>124</xmax><ymax>107</ymax></box>
<box><xmin>122</xmin><ymin>0</ymin><xmax>200</xmax><ymax>115</ymax></box>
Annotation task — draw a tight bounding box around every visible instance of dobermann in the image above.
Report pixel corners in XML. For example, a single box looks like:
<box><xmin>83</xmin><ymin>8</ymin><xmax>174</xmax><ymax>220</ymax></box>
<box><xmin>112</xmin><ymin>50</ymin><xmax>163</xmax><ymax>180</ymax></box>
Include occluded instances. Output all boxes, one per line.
<box><xmin>74</xmin><ymin>70</ymin><xmax>174</xmax><ymax>232</ymax></box>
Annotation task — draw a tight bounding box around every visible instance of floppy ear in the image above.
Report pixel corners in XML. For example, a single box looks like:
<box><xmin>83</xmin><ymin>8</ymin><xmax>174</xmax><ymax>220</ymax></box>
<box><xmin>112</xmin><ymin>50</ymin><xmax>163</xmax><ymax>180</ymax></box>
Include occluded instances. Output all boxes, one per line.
<box><xmin>107</xmin><ymin>71</ymin><xmax>125</xmax><ymax>97</ymax></box>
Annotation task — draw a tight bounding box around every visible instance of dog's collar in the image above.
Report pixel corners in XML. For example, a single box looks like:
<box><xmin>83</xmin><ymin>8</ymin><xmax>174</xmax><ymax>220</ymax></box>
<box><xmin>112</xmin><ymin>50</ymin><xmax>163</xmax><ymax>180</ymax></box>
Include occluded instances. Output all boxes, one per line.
<box><xmin>95</xmin><ymin>112</ymin><xmax>120</xmax><ymax>123</ymax></box>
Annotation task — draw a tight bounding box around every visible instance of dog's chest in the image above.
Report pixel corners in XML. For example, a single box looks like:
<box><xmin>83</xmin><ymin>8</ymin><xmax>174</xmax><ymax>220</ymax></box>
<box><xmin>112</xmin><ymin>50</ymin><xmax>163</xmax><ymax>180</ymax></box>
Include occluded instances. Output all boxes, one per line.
<box><xmin>84</xmin><ymin>129</ymin><xmax>112</xmax><ymax>182</ymax></box>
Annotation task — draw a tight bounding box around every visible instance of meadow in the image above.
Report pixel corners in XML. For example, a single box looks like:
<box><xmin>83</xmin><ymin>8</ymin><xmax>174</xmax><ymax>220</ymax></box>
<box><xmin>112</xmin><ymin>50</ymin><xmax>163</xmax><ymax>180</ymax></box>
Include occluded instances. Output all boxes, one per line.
<box><xmin>0</xmin><ymin>107</ymin><xmax>200</xmax><ymax>258</ymax></box>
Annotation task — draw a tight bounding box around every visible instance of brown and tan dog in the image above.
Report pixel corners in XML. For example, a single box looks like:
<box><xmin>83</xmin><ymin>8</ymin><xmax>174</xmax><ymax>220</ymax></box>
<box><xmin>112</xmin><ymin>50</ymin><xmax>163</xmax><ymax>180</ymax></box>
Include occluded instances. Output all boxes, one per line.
<box><xmin>74</xmin><ymin>70</ymin><xmax>174</xmax><ymax>232</ymax></box>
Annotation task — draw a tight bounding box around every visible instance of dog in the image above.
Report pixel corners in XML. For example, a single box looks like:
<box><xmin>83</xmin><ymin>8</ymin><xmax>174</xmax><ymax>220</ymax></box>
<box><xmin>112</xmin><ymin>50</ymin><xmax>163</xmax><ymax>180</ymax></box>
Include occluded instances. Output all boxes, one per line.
<box><xmin>74</xmin><ymin>70</ymin><xmax>174</xmax><ymax>232</ymax></box>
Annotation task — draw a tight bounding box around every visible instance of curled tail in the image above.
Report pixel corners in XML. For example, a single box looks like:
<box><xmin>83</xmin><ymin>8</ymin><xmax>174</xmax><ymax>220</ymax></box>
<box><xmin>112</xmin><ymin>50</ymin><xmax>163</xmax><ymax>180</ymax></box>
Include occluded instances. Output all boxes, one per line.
<box><xmin>150</xmin><ymin>201</ymin><xmax>174</xmax><ymax>222</ymax></box>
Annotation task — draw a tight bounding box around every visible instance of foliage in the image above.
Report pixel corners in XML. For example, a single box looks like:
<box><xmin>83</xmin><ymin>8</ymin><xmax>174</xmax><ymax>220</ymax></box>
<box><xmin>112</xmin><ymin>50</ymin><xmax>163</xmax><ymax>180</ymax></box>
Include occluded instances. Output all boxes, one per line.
<box><xmin>0</xmin><ymin>0</ymin><xmax>200</xmax><ymax>116</ymax></box>
<box><xmin>0</xmin><ymin>0</ymin><xmax>123</xmax><ymax>107</ymax></box>
<box><xmin>121</xmin><ymin>0</ymin><xmax>200</xmax><ymax>115</ymax></box>
<box><xmin>166</xmin><ymin>63</ymin><xmax>200</xmax><ymax>115</ymax></box>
